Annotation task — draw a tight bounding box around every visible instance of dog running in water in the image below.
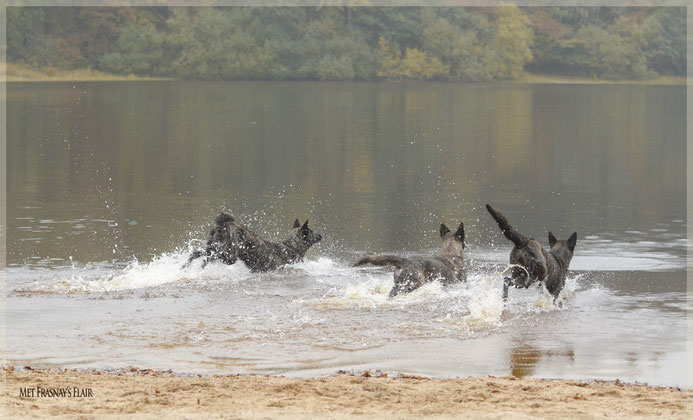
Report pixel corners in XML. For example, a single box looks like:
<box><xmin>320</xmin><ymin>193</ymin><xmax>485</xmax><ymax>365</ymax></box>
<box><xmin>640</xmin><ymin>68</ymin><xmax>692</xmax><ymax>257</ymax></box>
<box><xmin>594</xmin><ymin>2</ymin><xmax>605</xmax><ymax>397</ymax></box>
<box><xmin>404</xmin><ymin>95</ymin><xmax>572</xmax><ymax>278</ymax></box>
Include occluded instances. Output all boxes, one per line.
<box><xmin>485</xmin><ymin>204</ymin><xmax>577</xmax><ymax>300</ymax></box>
<box><xmin>354</xmin><ymin>222</ymin><xmax>467</xmax><ymax>297</ymax></box>
<box><xmin>186</xmin><ymin>212</ymin><xmax>322</xmax><ymax>272</ymax></box>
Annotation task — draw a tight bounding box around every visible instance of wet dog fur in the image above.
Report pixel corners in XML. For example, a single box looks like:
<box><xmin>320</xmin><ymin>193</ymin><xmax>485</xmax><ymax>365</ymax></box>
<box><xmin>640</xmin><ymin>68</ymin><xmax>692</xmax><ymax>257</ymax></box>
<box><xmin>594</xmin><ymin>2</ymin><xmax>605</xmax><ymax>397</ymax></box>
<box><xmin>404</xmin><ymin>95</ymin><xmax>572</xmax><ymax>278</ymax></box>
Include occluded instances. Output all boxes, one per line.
<box><xmin>186</xmin><ymin>212</ymin><xmax>322</xmax><ymax>272</ymax></box>
<box><xmin>485</xmin><ymin>204</ymin><xmax>576</xmax><ymax>300</ymax></box>
<box><xmin>354</xmin><ymin>223</ymin><xmax>467</xmax><ymax>297</ymax></box>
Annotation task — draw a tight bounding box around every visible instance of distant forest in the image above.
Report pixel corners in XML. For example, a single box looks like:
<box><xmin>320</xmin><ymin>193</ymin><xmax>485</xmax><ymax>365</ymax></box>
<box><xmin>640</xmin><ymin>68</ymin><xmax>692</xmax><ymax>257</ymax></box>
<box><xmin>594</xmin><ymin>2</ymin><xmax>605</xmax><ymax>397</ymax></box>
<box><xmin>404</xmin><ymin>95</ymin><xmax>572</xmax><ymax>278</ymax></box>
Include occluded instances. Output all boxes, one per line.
<box><xmin>7</xmin><ymin>6</ymin><xmax>686</xmax><ymax>81</ymax></box>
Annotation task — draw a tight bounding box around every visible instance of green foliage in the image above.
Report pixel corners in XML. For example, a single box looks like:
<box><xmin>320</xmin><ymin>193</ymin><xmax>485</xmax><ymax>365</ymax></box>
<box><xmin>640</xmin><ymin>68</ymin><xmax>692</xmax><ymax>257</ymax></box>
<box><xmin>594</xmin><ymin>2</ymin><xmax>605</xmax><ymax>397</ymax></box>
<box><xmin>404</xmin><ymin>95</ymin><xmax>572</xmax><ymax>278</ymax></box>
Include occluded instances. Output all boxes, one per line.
<box><xmin>7</xmin><ymin>7</ymin><xmax>82</xmax><ymax>68</ymax></box>
<box><xmin>399</xmin><ymin>48</ymin><xmax>448</xmax><ymax>80</ymax></box>
<box><xmin>7</xmin><ymin>7</ymin><xmax>41</xmax><ymax>63</ymax></box>
<box><xmin>6</xmin><ymin>6</ymin><xmax>686</xmax><ymax>81</ymax></box>
<box><xmin>100</xmin><ymin>22</ymin><xmax>170</xmax><ymax>76</ymax></box>
<box><xmin>318</xmin><ymin>56</ymin><xmax>356</xmax><ymax>80</ymax></box>
<box><xmin>351</xmin><ymin>7</ymin><xmax>424</xmax><ymax>50</ymax></box>
<box><xmin>639</xmin><ymin>8</ymin><xmax>686</xmax><ymax>76</ymax></box>
<box><xmin>560</xmin><ymin>24</ymin><xmax>654</xmax><ymax>80</ymax></box>
<box><xmin>548</xmin><ymin>7</ymin><xmax>624</xmax><ymax>28</ymax></box>
<box><xmin>77</xmin><ymin>7</ymin><xmax>135</xmax><ymax>67</ymax></box>
<box><xmin>295</xmin><ymin>12</ymin><xmax>377</xmax><ymax>81</ymax></box>
<box><xmin>493</xmin><ymin>6</ymin><xmax>534</xmax><ymax>79</ymax></box>
<box><xmin>523</xmin><ymin>9</ymin><xmax>570</xmax><ymax>75</ymax></box>
<box><xmin>376</xmin><ymin>36</ymin><xmax>448</xmax><ymax>81</ymax></box>
<box><xmin>376</xmin><ymin>37</ymin><xmax>402</xmax><ymax>79</ymax></box>
<box><xmin>419</xmin><ymin>10</ymin><xmax>495</xmax><ymax>81</ymax></box>
<box><xmin>167</xmin><ymin>8</ymin><xmax>283</xmax><ymax>80</ymax></box>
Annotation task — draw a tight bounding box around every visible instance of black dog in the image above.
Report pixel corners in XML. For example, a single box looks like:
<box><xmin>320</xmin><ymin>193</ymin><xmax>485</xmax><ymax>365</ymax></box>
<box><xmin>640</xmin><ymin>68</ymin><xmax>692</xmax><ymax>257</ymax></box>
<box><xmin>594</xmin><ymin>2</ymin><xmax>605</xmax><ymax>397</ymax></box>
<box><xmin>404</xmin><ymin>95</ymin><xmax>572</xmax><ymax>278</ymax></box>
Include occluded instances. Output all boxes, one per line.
<box><xmin>485</xmin><ymin>204</ymin><xmax>576</xmax><ymax>300</ymax></box>
<box><xmin>354</xmin><ymin>223</ymin><xmax>466</xmax><ymax>297</ymax></box>
<box><xmin>186</xmin><ymin>212</ymin><xmax>322</xmax><ymax>272</ymax></box>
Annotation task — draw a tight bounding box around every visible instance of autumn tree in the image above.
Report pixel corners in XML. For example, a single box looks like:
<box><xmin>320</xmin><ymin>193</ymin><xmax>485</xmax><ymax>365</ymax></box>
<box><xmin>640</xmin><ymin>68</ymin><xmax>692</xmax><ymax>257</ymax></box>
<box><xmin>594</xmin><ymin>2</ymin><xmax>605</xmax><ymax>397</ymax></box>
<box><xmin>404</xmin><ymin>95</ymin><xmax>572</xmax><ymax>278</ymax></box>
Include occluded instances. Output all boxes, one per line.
<box><xmin>376</xmin><ymin>36</ymin><xmax>402</xmax><ymax>79</ymax></box>
<box><xmin>493</xmin><ymin>6</ymin><xmax>534</xmax><ymax>79</ymax></box>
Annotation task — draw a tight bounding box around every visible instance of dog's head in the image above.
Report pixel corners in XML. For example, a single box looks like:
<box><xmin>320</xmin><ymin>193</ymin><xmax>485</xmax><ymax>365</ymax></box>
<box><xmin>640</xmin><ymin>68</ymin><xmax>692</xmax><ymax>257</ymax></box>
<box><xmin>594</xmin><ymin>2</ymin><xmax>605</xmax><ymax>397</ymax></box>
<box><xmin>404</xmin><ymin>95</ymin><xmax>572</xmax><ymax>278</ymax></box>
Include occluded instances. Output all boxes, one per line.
<box><xmin>439</xmin><ymin>222</ymin><xmax>465</xmax><ymax>257</ymax></box>
<box><xmin>291</xmin><ymin>219</ymin><xmax>322</xmax><ymax>248</ymax></box>
<box><xmin>547</xmin><ymin>231</ymin><xmax>577</xmax><ymax>267</ymax></box>
<box><xmin>485</xmin><ymin>204</ymin><xmax>547</xmax><ymax>288</ymax></box>
<box><xmin>215</xmin><ymin>212</ymin><xmax>235</xmax><ymax>225</ymax></box>
<box><xmin>209</xmin><ymin>212</ymin><xmax>236</xmax><ymax>243</ymax></box>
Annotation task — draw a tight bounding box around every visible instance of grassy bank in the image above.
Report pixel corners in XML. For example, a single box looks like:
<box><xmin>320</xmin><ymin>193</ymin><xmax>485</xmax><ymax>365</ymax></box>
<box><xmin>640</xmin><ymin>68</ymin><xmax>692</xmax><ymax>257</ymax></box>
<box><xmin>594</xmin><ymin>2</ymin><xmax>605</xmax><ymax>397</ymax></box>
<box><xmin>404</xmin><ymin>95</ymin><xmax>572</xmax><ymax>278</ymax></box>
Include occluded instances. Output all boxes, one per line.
<box><xmin>5</xmin><ymin>63</ymin><xmax>169</xmax><ymax>82</ymax></box>
<box><xmin>515</xmin><ymin>72</ymin><xmax>686</xmax><ymax>85</ymax></box>
<box><xmin>5</xmin><ymin>63</ymin><xmax>686</xmax><ymax>85</ymax></box>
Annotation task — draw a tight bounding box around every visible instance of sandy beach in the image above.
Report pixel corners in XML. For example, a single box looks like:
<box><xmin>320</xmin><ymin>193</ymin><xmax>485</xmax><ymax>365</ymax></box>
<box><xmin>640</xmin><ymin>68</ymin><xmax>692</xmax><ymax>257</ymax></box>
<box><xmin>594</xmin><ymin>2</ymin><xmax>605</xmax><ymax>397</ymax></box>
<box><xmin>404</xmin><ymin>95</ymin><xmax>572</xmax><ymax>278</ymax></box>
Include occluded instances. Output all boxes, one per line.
<box><xmin>3</xmin><ymin>367</ymin><xmax>690</xmax><ymax>419</ymax></box>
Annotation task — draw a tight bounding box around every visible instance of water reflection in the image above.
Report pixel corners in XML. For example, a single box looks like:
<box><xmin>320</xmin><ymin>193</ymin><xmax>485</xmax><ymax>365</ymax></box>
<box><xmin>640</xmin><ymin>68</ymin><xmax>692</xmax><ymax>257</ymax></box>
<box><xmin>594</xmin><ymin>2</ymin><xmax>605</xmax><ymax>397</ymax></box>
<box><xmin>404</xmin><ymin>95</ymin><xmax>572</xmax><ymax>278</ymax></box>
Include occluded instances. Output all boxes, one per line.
<box><xmin>510</xmin><ymin>342</ymin><xmax>541</xmax><ymax>379</ymax></box>
<box><xmin>7</xmin><ymin>82</ymin><xmax>685</xmax><ymax>267</ymax></box>
<box><xmin>509</xmin><ymin>339</ymin><xmax>576</xmax><ymax>379</ymax></box>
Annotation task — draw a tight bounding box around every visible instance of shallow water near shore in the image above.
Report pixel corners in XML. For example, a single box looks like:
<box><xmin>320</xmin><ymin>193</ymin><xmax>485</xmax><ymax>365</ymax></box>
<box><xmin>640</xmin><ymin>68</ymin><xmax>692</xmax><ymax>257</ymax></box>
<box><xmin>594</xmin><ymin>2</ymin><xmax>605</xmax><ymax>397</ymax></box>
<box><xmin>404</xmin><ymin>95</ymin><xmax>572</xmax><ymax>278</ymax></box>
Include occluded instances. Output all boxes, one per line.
<box><xmin>4</xmin><ymin>81</ymin><xmax>687</xmax><ymax>387</ymax></box>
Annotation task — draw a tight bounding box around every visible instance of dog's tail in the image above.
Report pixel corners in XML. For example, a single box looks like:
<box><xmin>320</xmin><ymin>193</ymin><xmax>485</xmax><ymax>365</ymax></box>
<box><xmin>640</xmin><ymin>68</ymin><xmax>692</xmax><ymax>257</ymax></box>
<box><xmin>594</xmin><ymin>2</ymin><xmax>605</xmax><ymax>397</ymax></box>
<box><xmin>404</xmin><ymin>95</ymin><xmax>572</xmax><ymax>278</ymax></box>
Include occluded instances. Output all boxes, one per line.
<box><xmin>353</xmin><ymin>255</ymin><xmax>407</xmax><ymax>269</ymax></box>
<box><xmin>485</xmin><ymin>204</ymin><xmax>528</xmax><ymax>247</ymax></box>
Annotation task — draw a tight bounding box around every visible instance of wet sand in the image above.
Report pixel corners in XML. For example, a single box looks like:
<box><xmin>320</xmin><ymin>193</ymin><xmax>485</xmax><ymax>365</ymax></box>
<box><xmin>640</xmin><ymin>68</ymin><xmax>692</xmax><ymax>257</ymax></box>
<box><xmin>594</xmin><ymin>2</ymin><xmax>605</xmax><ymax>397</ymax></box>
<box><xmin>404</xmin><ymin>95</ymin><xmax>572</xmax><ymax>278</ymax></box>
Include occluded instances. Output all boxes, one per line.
<box><xmin>3</xmin><ymin>367</ymin><xmax>690</xmax><ymax>419</ymax></box>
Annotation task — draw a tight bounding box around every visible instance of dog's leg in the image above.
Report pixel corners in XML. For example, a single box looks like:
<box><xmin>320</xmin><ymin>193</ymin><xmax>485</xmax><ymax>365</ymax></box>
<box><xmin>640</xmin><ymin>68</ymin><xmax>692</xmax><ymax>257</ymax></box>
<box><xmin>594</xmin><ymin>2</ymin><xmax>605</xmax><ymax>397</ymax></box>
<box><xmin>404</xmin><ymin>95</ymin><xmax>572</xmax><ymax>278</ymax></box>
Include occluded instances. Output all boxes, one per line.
<box><xmin>502</xmin><ymin>277</ymin><xmax>511</xmax><ymax>301</ymax></box>
<box><xmin>182</xmin><ymin>250</ymin><xmax>206</xmax><ymax>269</ymax></box>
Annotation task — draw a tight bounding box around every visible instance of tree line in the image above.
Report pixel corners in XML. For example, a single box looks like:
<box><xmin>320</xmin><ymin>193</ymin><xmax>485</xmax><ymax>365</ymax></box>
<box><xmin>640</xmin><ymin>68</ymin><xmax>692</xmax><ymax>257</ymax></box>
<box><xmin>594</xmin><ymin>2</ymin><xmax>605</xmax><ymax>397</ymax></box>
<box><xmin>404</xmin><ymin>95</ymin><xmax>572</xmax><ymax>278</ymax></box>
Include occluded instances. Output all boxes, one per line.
<box><xmin>7</xmin><ymin>6</ymin><xmax>686</xmax><ymax>81</ymax></box>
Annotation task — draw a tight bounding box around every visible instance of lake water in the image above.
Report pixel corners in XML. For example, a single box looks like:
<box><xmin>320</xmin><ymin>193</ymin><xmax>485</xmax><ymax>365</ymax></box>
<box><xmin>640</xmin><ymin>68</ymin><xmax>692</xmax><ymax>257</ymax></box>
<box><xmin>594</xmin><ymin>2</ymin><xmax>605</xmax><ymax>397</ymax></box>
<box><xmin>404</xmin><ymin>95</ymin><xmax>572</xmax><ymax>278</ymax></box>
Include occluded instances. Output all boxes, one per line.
<box><xmin>4</xmin><ymin>81</ymin><xmax>688</xmax><ymax>386</ymax></box>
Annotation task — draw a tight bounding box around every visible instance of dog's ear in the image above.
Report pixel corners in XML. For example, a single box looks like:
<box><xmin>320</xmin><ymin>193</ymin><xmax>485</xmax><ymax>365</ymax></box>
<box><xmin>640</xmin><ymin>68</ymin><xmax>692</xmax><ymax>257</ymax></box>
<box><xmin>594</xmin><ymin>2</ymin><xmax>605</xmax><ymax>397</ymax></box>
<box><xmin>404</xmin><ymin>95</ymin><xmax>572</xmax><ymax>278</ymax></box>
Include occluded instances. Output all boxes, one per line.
<box><xmin>567</xmin><ymin>232</ymin><xmax>577</xmax><ymax>252</ymax></box>
<box><xmin>301</xmin><ymin>220</ymin><xmax>310</xmax><ymax>235</ymax></box>
<box><xmin>440</xmin><ymin>223</ymin><xmax>450</xmax><ymax>238</ymax></box>
<box><xmin>485</xmin><ymin>204</ymin><xmax>528</xmax><ymax>247</ymax></box>
<box><xmin>548</xmin><ymin>231</ymin><xmax>557</xmax><ymax>248</ymax></box>
<box><xmin>293</xmin><ymin>219</ymin><xmax>301</xmax><ymax>229</ymax></box>
<box><xmin>454</xmin><ymin>222</ymin><xmax>465</xmax><ymax>244</ymax></box>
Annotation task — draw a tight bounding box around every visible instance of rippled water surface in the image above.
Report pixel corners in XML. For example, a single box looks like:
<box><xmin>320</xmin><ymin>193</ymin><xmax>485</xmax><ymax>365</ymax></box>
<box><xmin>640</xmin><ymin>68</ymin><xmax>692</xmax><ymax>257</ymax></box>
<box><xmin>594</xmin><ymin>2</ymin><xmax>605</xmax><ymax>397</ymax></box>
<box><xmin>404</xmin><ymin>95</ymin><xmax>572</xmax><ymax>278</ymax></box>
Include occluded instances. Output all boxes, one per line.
<box><xmin>5</xmin><ymin>81</ymin><xmax>687</xmax><ymax>386</ymax></box>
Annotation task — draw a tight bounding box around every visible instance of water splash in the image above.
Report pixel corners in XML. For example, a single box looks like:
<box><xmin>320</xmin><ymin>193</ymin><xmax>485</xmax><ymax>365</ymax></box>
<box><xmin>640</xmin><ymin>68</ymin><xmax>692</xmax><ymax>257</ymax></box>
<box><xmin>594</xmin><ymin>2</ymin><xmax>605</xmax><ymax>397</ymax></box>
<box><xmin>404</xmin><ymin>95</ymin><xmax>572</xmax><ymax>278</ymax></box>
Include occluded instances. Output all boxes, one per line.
<box><xmin>22</xmin><ymin>245</ymin><xmax>254</xmax><ymax>293</ymax></box>
<box><xmin>17</xmin><ymin>244</ymin><xmax>582</xmax><ymax>336</ymax></box>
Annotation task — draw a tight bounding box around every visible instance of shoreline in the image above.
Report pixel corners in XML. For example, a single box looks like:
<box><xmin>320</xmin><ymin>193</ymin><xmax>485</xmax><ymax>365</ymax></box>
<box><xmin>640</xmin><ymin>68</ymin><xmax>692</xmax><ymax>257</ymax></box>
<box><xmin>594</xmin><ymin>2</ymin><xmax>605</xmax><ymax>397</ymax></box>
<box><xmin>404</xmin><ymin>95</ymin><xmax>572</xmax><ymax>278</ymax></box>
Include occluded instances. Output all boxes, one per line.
<box><xmin>5</xmin><ymin>64</ymin><xmax>686</xmax><ymax>86</ymax></box>
<box><xmin>4</xmin><ymin>367</ymin><xmax>691</xmax><ymax>418</ymax></box>
<box><xmin>513</xmin><ymin>72</ymin><xmax>686</xmax><ymax>86</ymax></box>
<box><xmin>5</xmin><ymin>64</ymin><xmax>170</xmax><ymax>82</ymax></box>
